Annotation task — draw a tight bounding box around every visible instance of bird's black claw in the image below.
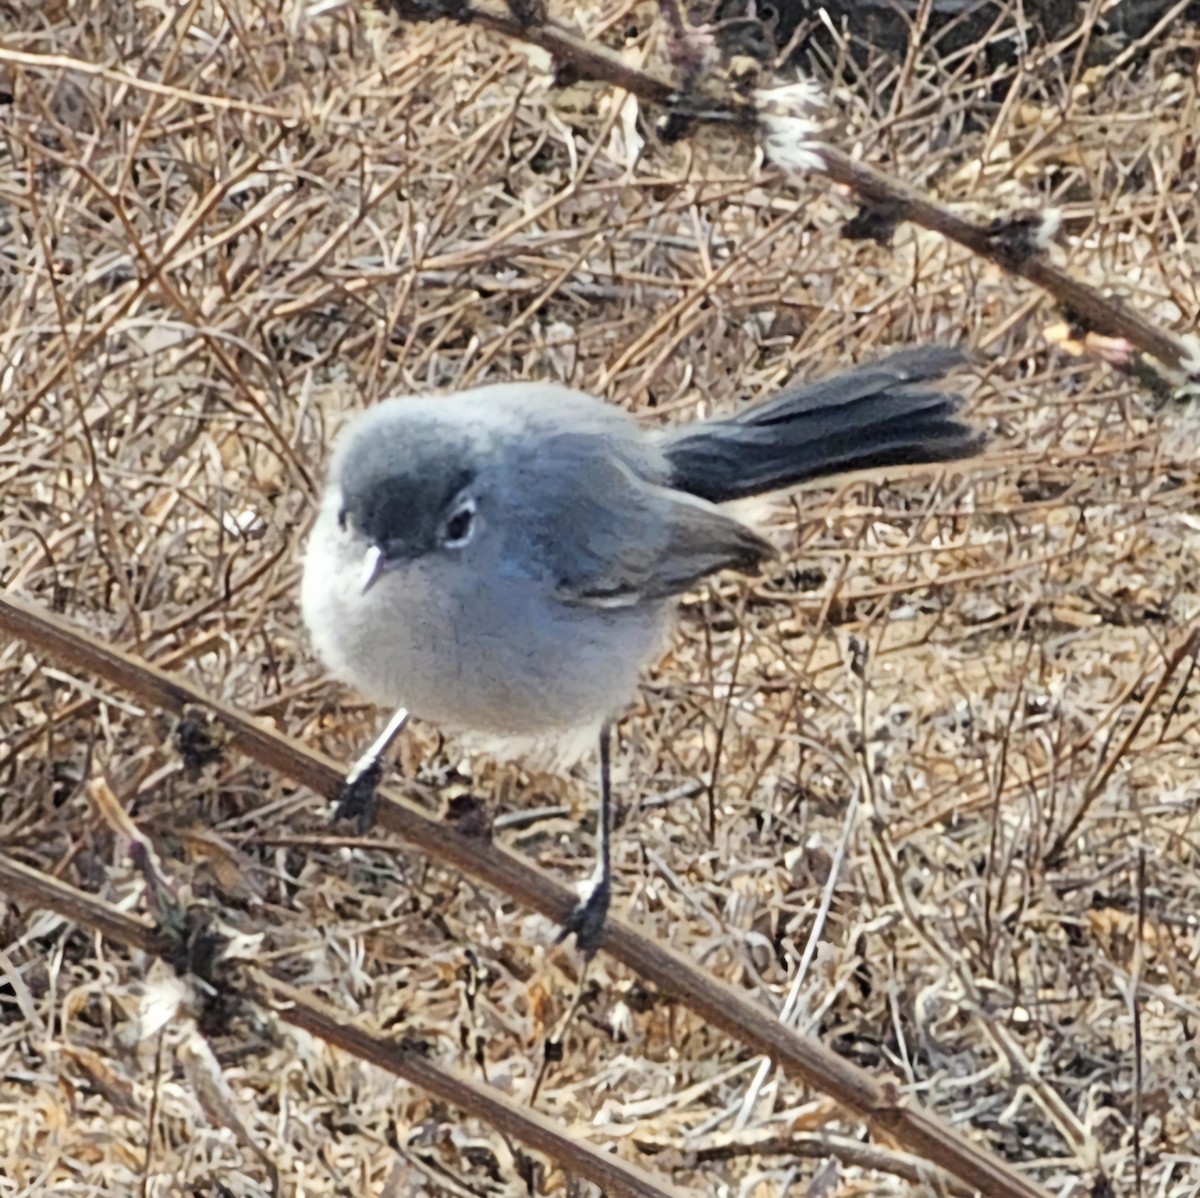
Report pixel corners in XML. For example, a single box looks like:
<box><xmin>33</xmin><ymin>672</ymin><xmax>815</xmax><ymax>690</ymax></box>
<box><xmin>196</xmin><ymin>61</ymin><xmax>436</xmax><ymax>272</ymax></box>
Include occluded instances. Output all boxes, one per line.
<box><xmin>333</xmin><ymin>760</ymin><xmax>383</xmax><ymax>832</ymax></box>
<box><xmin>556</xmin><ymin>876</ymin><xmax>611</xmax><ymax>956</ymax></box>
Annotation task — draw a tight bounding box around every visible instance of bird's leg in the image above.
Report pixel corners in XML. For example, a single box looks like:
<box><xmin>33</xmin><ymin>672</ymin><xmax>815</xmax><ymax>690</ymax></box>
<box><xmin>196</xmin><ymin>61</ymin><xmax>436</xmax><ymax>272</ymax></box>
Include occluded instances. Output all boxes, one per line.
<box><xmin>557</xmin><ymin>722</ymin><xmax>614</xmax><ymax>955</ymax></box>
<box><xmin>333</xmin><ymin>705</ymin><xmax>411</xmax><ymax>832</ymax></box>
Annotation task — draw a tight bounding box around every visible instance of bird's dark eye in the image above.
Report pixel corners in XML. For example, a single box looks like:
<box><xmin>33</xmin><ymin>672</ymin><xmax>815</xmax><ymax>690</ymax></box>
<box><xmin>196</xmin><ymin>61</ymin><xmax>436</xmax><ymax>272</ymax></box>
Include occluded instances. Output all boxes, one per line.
<box><xmin>441</xmin><ymin>497</ymin><xmax>476</xmax><ymax>548</ymax></box>
<box><xmin>446</xmin><ymin>510</ymin><xmax>472</xmax><ymax>540</ymax></box>
<box><xmin>337</xmin><ymin>508</ymin><xmax>347</xmax><ymax>531</ymax></box>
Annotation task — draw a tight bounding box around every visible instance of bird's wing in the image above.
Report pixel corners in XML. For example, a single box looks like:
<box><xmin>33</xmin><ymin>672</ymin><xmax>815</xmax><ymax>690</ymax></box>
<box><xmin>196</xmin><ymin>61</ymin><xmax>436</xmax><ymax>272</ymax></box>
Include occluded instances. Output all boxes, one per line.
<box><xmin>520</xmin><ymin>435</ymin><xmax>775</xmax><ymax>607</ymax></box>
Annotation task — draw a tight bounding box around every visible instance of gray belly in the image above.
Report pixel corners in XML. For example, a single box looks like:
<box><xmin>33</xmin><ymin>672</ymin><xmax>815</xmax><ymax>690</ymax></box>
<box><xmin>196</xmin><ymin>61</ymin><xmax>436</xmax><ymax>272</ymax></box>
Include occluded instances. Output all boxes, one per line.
<box><xmin>301</xmin><ymin>508</ymin><xmax>671</xmax><ymax>739</ymax></box>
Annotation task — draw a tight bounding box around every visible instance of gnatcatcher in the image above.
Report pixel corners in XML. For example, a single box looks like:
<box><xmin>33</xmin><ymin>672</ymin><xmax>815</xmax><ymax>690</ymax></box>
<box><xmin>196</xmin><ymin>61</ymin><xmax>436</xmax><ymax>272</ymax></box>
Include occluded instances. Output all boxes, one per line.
<box><xmin>301</xmin><ymin>347</ymin><xmax>985</xmax><ymax>951</ymax></box>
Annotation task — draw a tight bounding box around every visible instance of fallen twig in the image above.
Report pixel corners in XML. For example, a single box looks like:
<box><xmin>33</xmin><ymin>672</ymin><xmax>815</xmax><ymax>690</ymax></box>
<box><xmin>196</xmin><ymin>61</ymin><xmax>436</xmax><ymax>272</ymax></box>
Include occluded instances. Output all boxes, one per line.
<box><xmin>0</xmin><ymin>586</ymin><xmax>1054</xmax><ymax>1198</ymax></box>
<box><xmin>0</xmin><ymin>852</ymin><xmax>690</xmax><ymax>1198</ymax></box>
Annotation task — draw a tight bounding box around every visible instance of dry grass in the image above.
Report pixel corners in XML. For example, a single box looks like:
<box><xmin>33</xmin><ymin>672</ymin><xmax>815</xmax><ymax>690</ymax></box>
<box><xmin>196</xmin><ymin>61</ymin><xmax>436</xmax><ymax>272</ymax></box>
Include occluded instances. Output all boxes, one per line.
<box><xmin>2</xmin><ymin>1</ymin><xmax>1200</xmax><ymax>1195</ymax></box>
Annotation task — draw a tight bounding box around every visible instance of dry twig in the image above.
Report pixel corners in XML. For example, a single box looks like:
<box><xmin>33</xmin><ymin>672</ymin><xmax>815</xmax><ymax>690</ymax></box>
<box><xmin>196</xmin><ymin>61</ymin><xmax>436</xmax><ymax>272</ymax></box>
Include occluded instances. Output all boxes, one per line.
<box><xmin>374</xmin><ymin>0</ymin><xmax>1199</xmax><ymax>377</ymax></box>
<box><xmin>0</xmin><ymin>588</ymin><xmax>1052</xmax><ymax>1198</ymax></box>
<box><xmin>0</xmin><ymin>852</ymin><xmax>690</xmax><ymax>1198</ymax></box>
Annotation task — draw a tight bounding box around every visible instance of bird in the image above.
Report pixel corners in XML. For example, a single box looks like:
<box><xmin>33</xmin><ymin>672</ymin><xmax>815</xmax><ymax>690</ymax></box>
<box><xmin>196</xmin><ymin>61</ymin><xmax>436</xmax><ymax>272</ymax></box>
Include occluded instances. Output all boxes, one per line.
<box><xmin>300</xmin><ymin>346</ymin><xmax>984</xmax><ymax>952</ymax></box>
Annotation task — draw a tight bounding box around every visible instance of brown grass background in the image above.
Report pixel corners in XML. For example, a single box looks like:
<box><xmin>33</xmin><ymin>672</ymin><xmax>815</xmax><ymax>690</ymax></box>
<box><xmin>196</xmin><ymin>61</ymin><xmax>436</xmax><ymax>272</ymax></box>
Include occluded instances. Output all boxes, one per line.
<box><xmin>2</xmin><ymin>1</ymin><xmax>1200</xmax><ymax>1194</ymax></box>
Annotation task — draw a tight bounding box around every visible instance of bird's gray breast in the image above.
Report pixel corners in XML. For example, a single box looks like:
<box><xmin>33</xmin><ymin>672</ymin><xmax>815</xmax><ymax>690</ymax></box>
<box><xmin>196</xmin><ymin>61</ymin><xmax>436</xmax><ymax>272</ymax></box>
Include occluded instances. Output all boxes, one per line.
<box><xmin>356</xmin><ymin>547</ymin><xmax>673</xmax><ymax>739</ymax></box>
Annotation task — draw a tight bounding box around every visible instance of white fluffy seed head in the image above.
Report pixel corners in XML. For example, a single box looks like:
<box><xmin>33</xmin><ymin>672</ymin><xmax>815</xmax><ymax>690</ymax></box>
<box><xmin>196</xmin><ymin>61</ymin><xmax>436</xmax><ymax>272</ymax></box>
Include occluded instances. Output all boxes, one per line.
<box><xmin>756</xmin><ymin>79</ymin><xmax>828</xmax><ymax>177</ymax></box>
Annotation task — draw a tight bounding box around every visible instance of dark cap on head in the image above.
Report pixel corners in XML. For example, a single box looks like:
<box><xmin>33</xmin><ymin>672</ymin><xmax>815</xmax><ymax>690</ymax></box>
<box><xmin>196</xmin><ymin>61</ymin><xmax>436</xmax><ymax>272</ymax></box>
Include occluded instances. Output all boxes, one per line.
<box><xmin>335</xmin><ymin>404</ymin><xmax>477</xmax><ymax>554</ymax></box>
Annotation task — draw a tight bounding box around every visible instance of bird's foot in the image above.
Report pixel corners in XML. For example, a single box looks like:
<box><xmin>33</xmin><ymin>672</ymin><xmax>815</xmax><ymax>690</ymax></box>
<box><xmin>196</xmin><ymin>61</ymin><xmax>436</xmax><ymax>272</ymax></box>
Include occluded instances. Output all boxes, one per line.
<box><xmin>332</xmin><ymin>757</ymin><xmax>383</xmax><ymax>833</ymax></box>
<box><xmin>555</xmin><ymin>873</ymin><xmax>611</xmax><ymax>957</ymax></box>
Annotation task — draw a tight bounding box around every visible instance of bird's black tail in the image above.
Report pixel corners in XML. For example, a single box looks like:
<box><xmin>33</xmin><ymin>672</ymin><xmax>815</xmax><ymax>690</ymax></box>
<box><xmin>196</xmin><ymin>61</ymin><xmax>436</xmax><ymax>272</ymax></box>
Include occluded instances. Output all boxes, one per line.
<box><xmin>659</xmin><ymin>347</ymin><xmax>984</xmax><ymax>505</ymax></box>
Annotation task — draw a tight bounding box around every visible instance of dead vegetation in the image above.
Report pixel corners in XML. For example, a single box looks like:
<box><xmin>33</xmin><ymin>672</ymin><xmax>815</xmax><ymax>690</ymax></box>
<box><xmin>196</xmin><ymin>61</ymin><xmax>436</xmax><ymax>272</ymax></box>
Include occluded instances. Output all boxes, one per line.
<box><xmin>2</xmin><ymin>1</ymin><xmax>1200</xmax><ymax>1195</ymax></box>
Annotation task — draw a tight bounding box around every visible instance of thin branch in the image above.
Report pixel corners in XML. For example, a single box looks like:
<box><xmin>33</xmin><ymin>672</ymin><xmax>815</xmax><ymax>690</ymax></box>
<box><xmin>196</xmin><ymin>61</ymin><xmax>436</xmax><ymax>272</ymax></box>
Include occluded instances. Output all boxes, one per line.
<box><xmin>871</xmin><ymin>823</ymin><xmax>1097</xmax><ymax>1164</ymax></box>
<box><xmin>377</xmin><ymin>0</ymin><xmax>1197</xmax><ymax>376</ymax></box>
<box><xmin>1130</xmin><ymin>848</ymin><xmax>1146</xmax><ymax>1198</ymax></box>
<box><xmin>265</xmin><ymin>977</ymin><xmax>689</xmax><ymax>1198</ymax></box>
<box><xmin>0</xmin><ymin>852</ymin><xmax>688</xmax><ymax>1198</ymax></box>
<box><xmin>387</xmin><ymin>1</ymin><xmax>680</xmax><ymax>105</ymax></box>
<box><xmin>1046</xmin><ymin>628</ymin><xmax>1200</xmax><ymax>865</ymax></box>
<box><xmin>811</xmin><ymin>147</ymin><xmax>1193</xmax><ymax>375</ymax></box>
<box><xmin>0</xmin><ymin>588</ymin><xmax>1054</xmax><ymax>1198</ymax></box>
<box><xmin>0</xmin><ymin>46</ymin><xmax>301</xmax><ymax>118</ymax></box>
<box><xmin>635</xmin><ymin>1126</ymin><xmax>972</xmax><ymax>1193</ymax></box>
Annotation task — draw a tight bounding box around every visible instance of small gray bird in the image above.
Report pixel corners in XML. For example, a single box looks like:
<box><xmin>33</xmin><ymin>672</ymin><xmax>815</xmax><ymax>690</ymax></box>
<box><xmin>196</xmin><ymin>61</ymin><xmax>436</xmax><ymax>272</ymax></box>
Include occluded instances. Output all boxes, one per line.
<box><xmin>301</xmin><ymin>347</ymin><xmax>984</xmax><ymax>951</ymax></box>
